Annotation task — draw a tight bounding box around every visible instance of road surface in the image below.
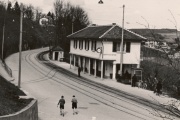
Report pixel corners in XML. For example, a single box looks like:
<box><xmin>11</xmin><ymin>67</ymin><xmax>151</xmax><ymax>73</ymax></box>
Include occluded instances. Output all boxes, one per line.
<box><xmin>5</xmin><ymin>48</ymin><xmax>177</xmax><ymax>120</ymax></box>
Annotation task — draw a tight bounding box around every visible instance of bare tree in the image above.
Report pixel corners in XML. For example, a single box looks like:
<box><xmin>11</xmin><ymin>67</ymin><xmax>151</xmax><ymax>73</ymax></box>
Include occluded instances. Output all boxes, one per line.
<box><xmin>135</xmin><ymin>16</ymin><xmax>180</xmax><ymax>119</ymax></box>
<box><xmin>34</xmin><ymin>7</ymin><xmax>42</xmax><ymax>23</ymax></box>
<box><xmin>24</xmin><ymin>4</ymin><xmax>34</xmax><ymax>20</ymax></box>
<box><xmin>53</xmin><ymin>0</ymin><xmax>90</xmax><ymax>55</ymax></box>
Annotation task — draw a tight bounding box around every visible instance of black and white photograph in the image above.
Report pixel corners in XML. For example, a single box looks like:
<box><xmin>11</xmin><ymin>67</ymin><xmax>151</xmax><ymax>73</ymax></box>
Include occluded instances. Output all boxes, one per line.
<box><xmin>0</xmin><ymin>0</ymin><xmax>180</xmax><ymax>120</ymax></box>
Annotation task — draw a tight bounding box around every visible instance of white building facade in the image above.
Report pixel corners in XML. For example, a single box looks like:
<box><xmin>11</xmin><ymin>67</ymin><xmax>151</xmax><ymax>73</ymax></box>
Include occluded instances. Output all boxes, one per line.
<box><xmin>67</xmin><ymin>24</ymin><xmax>146</xmax><ymax>80</ymax></box>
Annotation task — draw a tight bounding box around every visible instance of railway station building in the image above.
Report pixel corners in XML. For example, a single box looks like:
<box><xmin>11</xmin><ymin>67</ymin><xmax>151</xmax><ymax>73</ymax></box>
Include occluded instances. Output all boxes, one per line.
<box><xmin>67</xmin><ymin>23</ymin><xmax>146</xmax><ymax>81</ymax></box>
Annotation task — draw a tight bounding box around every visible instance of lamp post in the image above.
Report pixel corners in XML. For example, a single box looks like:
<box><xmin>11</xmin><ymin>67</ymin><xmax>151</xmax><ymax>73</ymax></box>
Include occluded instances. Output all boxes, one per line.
<box><xmin>18</xmin><ymin>3</ymin><xmax>23</xmax><ymax>88</ymax></box>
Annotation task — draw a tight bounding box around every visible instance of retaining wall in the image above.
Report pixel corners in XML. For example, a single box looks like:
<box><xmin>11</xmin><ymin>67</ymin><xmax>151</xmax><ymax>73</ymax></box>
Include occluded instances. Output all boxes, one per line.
<box><xmin>0</xmin><ymin>99</ymin><xmax>38</xmax><ymax>120</ymax></box>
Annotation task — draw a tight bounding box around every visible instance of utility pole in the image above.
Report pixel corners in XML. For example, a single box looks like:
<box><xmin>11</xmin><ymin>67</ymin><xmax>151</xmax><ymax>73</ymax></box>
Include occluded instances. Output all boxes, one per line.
<box><xmin>98</xmin><ymin>1</ymin><xmax>125</xmax><ymax>77</ymax></box>
<box><xmin>2</xmin><ymin>23</ymin><xmax>5</xmax><ymax>60</ymax></box>
<box><xmin>18</xmin><ymin>4</ymin><xmax>23</xmax><ymax>88</ymax></box>
<box><xmin>2</xmin><ymin>2</ymin><xmax>7</xmax><ymax>60</ymax></box>
<box><xmin>119</xmin><ymin>5</ymin><xmax>125</xmax><ymax>76</ymax></box>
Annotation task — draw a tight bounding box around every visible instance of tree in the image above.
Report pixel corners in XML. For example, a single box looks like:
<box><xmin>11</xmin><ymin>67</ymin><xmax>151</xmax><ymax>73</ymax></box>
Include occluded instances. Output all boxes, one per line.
<box><xmin>0</xmin><ymin>1</ymin><xmax>55</xmax><ymax>58</ymax></box>
<box><xmin>6</xmin><ymin>2</ymin><xmax>12</xmax><ymax>13</ymax></box>
<box><xmin>34</xmin><ymin>7</ymin><xmax>42</xmax><ymax>23</ymax></box>
<box><xmin>136</xmin><ymin>16</ymin><xmax>180</xmax><ymax>119</ymax></box>
<box><xmin>13</xmin><ymin>1</ymin><xmax>20</xmax><ymax>15</ymax></box>
<box><xmin>24</xmin><ymin>5</ymin><xmax>34</xmax><ymax>20</ymax></box>
<box><xmin>53</xmin><ymin>0</ymin><xmax>90</xmax><ymax>61</ymax></box>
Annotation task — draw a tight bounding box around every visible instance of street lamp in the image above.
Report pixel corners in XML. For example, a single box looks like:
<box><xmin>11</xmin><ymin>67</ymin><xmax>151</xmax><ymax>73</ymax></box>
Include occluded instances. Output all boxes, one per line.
<box><xmin>98</xmin><ymin>1</ymin><xmax>125</xmax><ymax>76</ymax></box>
<box><xmin>98</xmin><ymin>0</ymin><xmax>103</xmax><ymax>4</ymax></box>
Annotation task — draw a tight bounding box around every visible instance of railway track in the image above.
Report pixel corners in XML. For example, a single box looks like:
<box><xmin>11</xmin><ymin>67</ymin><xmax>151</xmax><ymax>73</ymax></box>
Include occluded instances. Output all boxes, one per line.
<box><xmin>23</xmin><ymin>50</ymin><xmax>180</xmax><ymax>120</ymax></box>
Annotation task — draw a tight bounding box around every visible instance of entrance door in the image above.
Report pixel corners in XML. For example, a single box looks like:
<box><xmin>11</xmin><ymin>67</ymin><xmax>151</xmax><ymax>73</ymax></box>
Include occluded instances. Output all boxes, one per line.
<box><xmin>55</xmin><ymin>52</ymin><xmax>58</xmax><ymax>60</ymax></box>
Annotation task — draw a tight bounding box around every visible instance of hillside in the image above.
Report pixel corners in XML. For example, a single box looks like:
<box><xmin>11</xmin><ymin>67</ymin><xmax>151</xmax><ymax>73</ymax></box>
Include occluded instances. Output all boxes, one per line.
<box><xmin>0</xmin><ymin>76</ymin><xmax>33</xmax><ymax>116</ymax></box>
<box><xmin>130</xmin><ymin>28</ymin><xmax>179</xmax><ymax>43</ymax></box>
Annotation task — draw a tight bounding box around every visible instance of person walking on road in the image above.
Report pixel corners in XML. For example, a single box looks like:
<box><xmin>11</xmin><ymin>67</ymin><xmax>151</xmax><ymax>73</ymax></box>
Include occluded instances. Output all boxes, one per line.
<box><xmin>72</xmin><ymin>95</ymin><xmax>78</xmax><ymax>115</ymax></box>
<box><xmin>132</xmin><ymin>74</ymin><xmax>137</xmax><ymax>87</ymax></box>
<box><xmin>57</xmin><ymin>96</ymin><xmax>65</xmax><ymax>116</ymax></box>
<box><xmin>153</xmin><ymin>77</ymin><xmax>158</xmax><ymax>93</ymax></box>
<box><xmin>156</xmin><ymin>80</ymin><xmax>162</xmax><ymax>96</ymax></box>
<box><xmin>78</xmin><ymin>66</ymin><xmax>81</xmax><ymax>77</ymax></box>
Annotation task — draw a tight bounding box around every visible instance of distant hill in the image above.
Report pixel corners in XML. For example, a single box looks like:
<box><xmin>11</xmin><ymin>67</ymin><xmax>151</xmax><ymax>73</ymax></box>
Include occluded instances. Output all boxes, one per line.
<box><xmin>130</xmin><ymin>28</ymin><xmax>177</xmax><ymax>34</ymax></box>
<box><xmin>130</xmin><ymin>28</ymin><xmax>179</xmax><ymax>43</ymax></box>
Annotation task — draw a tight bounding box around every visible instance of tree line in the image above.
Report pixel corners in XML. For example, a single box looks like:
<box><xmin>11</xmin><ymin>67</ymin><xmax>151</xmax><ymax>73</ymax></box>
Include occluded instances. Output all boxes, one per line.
<box><xmin>0</xmin><ymin>0</ymin><xmax>90</xmax><ymax>60</ymax></box>
<box><xmin>53</xmin><ymin>0</ymin><xmax>90</xmax><ymax>59</ymax></box>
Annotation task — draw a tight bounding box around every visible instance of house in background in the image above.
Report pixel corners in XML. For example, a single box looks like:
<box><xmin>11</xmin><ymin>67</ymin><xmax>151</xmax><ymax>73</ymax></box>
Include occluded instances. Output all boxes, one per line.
<box><xmin>144</xmin><ymin>37</ymin><xmax>159</xmax><ymax>48</ymax></box>
<box><xmin>67</xmin><ymin>24</ymin><xmax>146</xmax><ymax>80</ymax></box>
<box><xmin>131</xmin><ymin>29</ymin><xmax>177</xmax><ymax>50</ymax></box>
<box><xmin>50</xmin><ymin>46</ymin><xmax>64</xmax><ymax>61</ymax></box>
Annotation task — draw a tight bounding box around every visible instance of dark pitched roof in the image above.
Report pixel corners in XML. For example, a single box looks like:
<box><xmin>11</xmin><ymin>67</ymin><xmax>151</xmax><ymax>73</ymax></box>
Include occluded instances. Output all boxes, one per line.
<box><xmin>67</xmin><ymin>24</ymin><xmax>146</xmax><ymax>41</ymax></box>
<box><xmin>51</xmin><ymin>46</ymin><xmax>63</xmax><ymax>51</ymax></box>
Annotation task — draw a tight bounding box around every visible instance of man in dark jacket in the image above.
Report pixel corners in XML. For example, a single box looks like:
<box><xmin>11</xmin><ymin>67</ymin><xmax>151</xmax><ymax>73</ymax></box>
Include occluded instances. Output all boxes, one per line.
<box><xmin>132</xmin><ymin>74</ymin><xmax>137</xmax><ymax>87</ymax></box>
<box><xmin>57</xmin><ymin>96</ymin><xmax>65</xmax><ymax>116</ymax></box>
<box><xmin>156</xmin><ymin>81</ymin><xmax>162</xmax><ymax>96</ymax></box>
<box><xmin>78</xmin><ymin>66</ymin><xmax>81</xmax><ymax>77</ymax></box>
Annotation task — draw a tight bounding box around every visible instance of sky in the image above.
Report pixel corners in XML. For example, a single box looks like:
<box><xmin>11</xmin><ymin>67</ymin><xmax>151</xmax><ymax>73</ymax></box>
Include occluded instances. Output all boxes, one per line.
<box><xmin>5</xmin><ymin>0</ymin><xmax>180</xmax><ymax>30</ymax></box>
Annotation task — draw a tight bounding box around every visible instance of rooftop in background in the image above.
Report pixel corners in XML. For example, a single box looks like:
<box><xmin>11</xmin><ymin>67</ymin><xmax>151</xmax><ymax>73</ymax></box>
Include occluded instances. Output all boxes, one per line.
<box><xmin>67</xmin><ymin>23</ymin><xmax>147</xmax><ymax>41</ymax></box>
<box><xmin>51</xmin><ymin>46</ymin><xmax>63</xmax><ymax>51</ymax></box>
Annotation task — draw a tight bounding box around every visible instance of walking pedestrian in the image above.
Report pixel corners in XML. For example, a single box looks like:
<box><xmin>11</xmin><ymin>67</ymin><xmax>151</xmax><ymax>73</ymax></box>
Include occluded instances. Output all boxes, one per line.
<box><xmin>72</xmin><ymin>95</ymin><xmax>78</xmax><ymax>115</ymax></box>
<box><xmin>78</xmin><ymin>66</ymin><xmax>81</xmax><ymax>77</ymax></box>
<box><xmin>156</xmin><ymin>81</ymin><xmax>162</xmax><ymax>96</ymax></box>
<box><xmin>132</xmin><ymin>74</ymin><xmax>137</xmax><ymax>87</ymax></box>
<box><xmin>57</xmin><ymin>96</ymin><xmax>65</xmax><ymax>116</ymax></box>
<box><xmin>153</xmin><ymin>77</ymin><xmax>158</xmax><ymax>93</ymax></box>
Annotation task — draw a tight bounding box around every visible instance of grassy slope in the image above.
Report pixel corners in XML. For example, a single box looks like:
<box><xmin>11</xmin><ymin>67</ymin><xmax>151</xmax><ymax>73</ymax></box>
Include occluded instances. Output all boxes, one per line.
<box><xmin>0</xmin><ymin>76</ymin><xmax>33</xmax><ymax>116</ymax></box>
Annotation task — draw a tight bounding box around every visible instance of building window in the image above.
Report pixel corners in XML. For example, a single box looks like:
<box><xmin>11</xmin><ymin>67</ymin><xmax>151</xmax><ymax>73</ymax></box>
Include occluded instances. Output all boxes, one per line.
<box><xmin>112</xmin><ymin>42</ymin><xmax>130</xmax><ymax>52</ymax></box>
<box><xmin>85</xmin><ymin>41</ymin><xmax>89</xmax><ymax>50</ymax></box>
<box><xmin>113</xmin><ymin>42</ymin><xmax>116</xmax><ymax>52</ymax></box>
<box><xmin>126</xmin><ymin>42</ymin><xmax>131</xmax><ymax>53</ymax></box>
<box><xmin>79</xmin><ymin>40</ymin><xmax>83</xmax><ymax>50</ymax></box>
<box><xmin>91</xmin><ymin>40</ymin><xmax>96</xmax><ymax>51</ymax></box>
<box><xmin>112</xmin><ymin>42</ymin><xmax>120</xmax><ymax>52</ymax></box>
<box><xmin>74</xmin><ymin>40</ymin><xmax>77</xmax><ymax>49</ymax></box>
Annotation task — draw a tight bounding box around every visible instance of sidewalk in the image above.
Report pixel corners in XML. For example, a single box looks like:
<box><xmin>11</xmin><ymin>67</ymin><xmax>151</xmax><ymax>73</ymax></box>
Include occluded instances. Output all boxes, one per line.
<box><xmin>49</xmin><ymin>60</ymin><xmax>175</xmax><ymax>104</ymax></box>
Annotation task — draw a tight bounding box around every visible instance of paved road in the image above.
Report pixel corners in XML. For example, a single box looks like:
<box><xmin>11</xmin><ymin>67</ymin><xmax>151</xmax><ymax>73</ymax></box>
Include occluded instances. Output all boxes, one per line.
<box><xmin>5</xmin><ymin>48</ymin><xmax>174</xmax><ymax>120</ymax></box>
